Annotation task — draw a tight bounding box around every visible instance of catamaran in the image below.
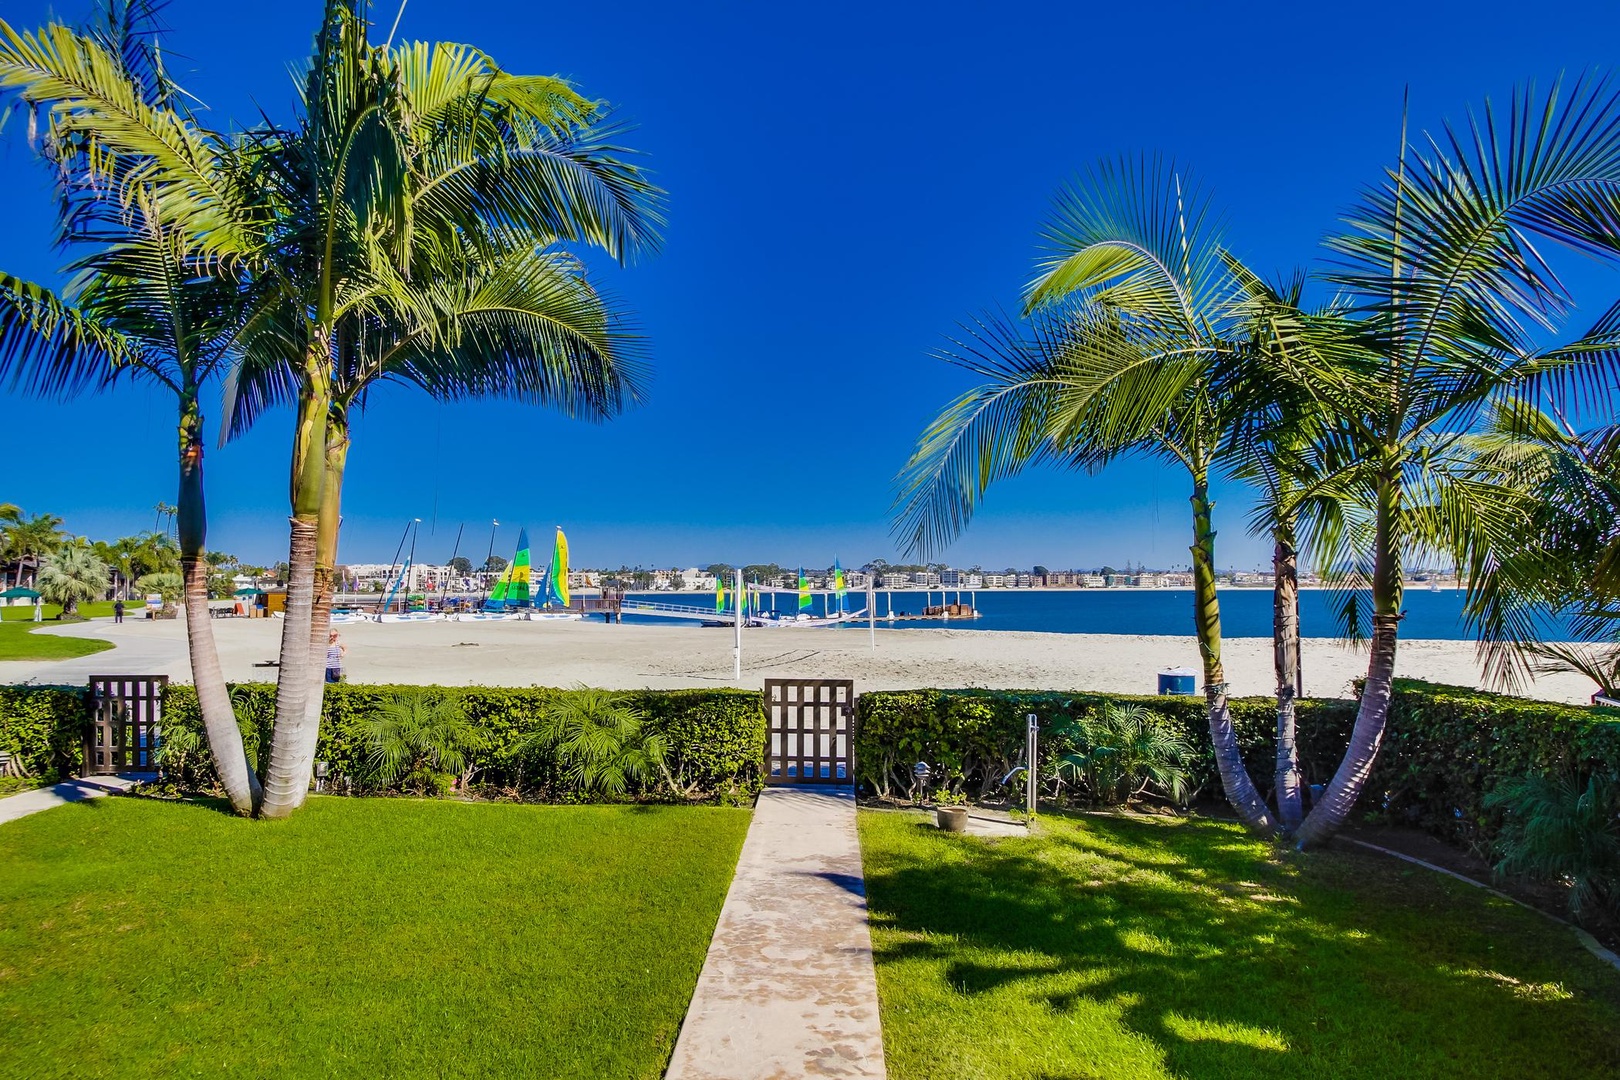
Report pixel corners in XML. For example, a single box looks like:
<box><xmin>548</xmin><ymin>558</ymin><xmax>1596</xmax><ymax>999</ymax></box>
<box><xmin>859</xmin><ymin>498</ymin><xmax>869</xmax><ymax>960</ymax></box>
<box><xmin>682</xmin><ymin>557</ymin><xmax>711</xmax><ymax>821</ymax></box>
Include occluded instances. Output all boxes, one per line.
<box><xmin>453</xmin><ymin>527</ymin><xmax>579</xmax><ymax>621</ymax></box>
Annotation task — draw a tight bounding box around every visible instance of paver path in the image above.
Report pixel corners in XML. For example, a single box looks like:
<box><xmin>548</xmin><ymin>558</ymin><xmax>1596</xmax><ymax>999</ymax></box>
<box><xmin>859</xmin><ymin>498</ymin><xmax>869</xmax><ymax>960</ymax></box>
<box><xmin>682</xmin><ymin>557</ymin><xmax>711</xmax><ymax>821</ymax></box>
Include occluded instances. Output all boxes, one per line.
<box><xmin>667</xmin><ymin>785</ymin><xmax>886</xmax><ymax>1079</ymax></box>
<box><xmin>0</xmin><ymin>775</ymin><xmax>145</xmax><ymax>826</ymax></box>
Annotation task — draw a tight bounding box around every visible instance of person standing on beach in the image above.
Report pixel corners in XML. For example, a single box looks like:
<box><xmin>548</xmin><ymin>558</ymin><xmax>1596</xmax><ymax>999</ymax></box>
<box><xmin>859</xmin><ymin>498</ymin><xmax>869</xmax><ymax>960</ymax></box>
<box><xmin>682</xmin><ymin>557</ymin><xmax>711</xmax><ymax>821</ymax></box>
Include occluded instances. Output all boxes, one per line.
<box><xmin>113</xmin><ymin>599</ymin><xmax>124</xmax><ymax>624</ymax></box>
<box><xmin>325</xmin><ymin>631</ymin><xmax>346</xmax><ymax>683</ymax></box>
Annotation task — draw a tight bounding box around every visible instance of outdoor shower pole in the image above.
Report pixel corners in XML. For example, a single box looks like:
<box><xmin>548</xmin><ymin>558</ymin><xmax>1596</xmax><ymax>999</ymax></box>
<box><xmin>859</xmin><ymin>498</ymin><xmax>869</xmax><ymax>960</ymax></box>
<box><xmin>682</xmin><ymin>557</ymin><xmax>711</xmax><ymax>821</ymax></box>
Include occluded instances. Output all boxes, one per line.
<box><xmin>868</xmin><ymin>580</ymin><xmax>876</xmax><ymax>652</ymax></box>
<box><xmin>1026</xmin><ymin>713</ymin><xmax>1038</xmax><ymax>819</ymax></box>
<box><xmin>733</xmin><ymin>568</ymin><xmax>743</xmax><ymax>682</ymax></box>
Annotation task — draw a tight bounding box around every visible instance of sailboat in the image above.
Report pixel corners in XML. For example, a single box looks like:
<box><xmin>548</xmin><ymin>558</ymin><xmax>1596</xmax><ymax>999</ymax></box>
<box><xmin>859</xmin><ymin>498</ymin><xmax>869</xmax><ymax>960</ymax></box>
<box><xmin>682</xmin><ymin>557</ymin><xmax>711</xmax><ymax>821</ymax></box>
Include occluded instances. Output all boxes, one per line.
<box><xmin>454</xmin><ymin>527</ymin><xmax>580</xmax><ymax>621</ymax></box>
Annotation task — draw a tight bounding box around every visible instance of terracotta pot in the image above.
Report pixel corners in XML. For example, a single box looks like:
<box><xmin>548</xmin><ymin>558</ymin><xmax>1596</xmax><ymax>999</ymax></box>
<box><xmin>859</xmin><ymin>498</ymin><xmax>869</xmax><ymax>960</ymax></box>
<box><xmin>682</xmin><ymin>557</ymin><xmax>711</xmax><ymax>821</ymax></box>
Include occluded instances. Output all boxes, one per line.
<box><xmin>936</xmin><ymin>806</ymin><xmax>969</xmax><ymax>832</ymax></box>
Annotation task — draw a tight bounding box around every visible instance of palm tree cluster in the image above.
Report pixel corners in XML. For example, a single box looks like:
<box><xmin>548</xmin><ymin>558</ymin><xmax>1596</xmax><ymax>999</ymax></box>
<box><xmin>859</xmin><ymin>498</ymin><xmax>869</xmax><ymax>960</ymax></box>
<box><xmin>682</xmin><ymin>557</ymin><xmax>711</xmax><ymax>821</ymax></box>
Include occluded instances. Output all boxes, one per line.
<box><xmin>0</xmin><ymin>0</ymin><xmax>660</xmax><ymax>817</ymax></box>
<box><xmin>896</xmin><ymin>79</ymin><xmax>1620</xmax><ymax>846</ymax></box>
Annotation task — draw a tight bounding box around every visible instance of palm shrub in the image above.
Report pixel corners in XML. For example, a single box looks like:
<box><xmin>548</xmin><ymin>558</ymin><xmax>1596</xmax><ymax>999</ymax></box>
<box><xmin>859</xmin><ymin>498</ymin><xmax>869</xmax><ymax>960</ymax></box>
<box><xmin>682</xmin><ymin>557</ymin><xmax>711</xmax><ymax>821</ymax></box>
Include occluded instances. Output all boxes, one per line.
<box><xmin>134</xmin><ymin>571</ymin><xmax>182</xmax><ymax>605</ymax></box>
<box><xmin>521</xmin><ymin>688</ymin><xmax>672</xmax><ymax>799</ymax></box>
<box><xmin>1486</xmin><ymin>772</ymin><xmax>1620</xmax><ymax>923</ymax></box>
<box><xmin>360</xmin><ymin>693</ymin><xmax>485</xmax><ymax>796</ymax></box>
<box><xmin>1055</xmin><ymin>702</ymin><xmax>1193</xmax><ymax>806</ymax></box>
<box><xmin>37</xmin><ymin>546</ymin><xmax>108</xmax><ymax>616</ymax></box>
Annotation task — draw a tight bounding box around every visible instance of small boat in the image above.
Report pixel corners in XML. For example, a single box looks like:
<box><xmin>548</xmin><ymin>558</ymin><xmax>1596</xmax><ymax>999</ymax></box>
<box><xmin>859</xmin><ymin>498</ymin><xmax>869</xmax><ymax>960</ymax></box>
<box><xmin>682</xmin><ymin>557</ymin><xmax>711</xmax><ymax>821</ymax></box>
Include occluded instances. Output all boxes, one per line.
<box><xmin>752</xmin><ymin>608</ymin><xmax>867</xmax><ymax>629</ymax></box>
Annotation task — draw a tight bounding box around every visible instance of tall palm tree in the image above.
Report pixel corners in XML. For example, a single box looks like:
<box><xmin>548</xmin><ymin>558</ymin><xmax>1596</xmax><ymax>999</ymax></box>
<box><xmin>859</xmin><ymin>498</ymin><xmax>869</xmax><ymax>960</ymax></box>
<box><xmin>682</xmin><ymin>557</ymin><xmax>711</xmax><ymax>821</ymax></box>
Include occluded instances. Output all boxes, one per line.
<box><xmin>894</xmin><ymin>157</ymin><xmax>1278</xmax><ymax>833</ymax></box>
<box><xmin>0</xmin><ymin>1</ymin><xmax>263</xmax><ymax>813</ymax></box>
<box><xmin>1288</xmin><ymin>78</ymin><xmax>1620</xmax><ymax>847</ymax></box>
<box><xmin>221</xmin><ymin>2</ymin><xmax>662</xmax><ymax>817</ymax></box>
<box><xmin>0</xmin><ymin>0</ymin><xmax>660</xmax><ymax>818</ymax></box>
<box><xmin>2</xmin><ymin>512</ymin><xmax>67</xmax><ymax>589</ymax></box>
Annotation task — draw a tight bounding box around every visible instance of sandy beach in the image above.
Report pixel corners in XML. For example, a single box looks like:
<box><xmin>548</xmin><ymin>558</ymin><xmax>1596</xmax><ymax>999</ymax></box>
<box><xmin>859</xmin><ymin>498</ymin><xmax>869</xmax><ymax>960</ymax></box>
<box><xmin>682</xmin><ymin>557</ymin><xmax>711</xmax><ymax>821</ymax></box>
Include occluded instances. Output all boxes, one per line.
<box><xmin>1</xmin><ymin>614</ymin><xmax>1595</xmax><ymax>704</ymax></box>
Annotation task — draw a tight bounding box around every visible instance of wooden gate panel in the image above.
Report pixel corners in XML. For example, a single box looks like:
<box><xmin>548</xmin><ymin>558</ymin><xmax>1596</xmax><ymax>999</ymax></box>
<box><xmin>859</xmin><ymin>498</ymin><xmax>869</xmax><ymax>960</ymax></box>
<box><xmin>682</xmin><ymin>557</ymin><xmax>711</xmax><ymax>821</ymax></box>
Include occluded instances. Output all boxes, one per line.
<box><xmin>765</xmin><ymin>678</ymin><xmax>854</xmax><ymax>785</ymax></box>
<box><xmin>85</xmin><ymin>675</ymin><xmax>167</xmax><ymax>775</ymax></box>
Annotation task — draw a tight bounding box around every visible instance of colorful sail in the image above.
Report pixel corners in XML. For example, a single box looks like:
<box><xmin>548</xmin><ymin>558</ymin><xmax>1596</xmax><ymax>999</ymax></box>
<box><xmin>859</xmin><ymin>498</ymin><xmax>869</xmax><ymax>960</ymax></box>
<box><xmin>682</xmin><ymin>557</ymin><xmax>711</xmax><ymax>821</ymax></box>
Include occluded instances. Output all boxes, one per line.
<box><xmin>833</xmin><ymin>559</ymin><xmax>846</xmax><ymax>614</ymax></box>
<box><xmin>489</xmin><ymin>528</ymin><xmax>532</xmax><ymax>607</ymax></box>
<box><xmin>716</xmin><ymin>575</ymin><xmax>725</xmax><ymax>613</ymax></box>
<box><xmin>798</xmin><ymin>567</ymin><xmax>811</xmax><ymax>610</ymax></box>
<box><xmin>551</xmin><ymin>528</ymin><xmax>570</xmax><ymax>606</ymax></box>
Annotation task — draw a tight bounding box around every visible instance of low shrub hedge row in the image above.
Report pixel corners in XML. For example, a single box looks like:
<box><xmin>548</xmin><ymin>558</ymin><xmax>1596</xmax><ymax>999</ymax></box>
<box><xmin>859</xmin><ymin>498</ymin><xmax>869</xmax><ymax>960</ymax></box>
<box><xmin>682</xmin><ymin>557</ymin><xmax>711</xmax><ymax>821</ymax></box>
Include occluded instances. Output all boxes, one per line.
<box><xmin>854</xmin><ymin>688</ymin><xmax>1357</xmax><ymax>800</ymax></box>
<box><xmin>0</xmin><ymin>685</ymin><xmax>89</xmax><ymax>781</ymax></box>
<box><xmin>161</xmin><ymin>683</ymin><xmax>767</xmax><ymax>801</ymax></box>
<box><xmin>854</xmin><ymin>681</ymin><xmax>1620</xmax><ymax>857</ymax></box>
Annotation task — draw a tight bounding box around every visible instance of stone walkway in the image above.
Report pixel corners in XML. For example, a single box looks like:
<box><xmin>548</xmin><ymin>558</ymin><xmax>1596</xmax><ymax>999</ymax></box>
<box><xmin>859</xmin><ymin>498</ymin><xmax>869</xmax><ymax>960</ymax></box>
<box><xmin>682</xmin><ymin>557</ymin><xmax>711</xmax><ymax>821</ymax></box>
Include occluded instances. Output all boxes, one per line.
<box><xmin>0</xmin><ymin>775</ymin><xmax>146</xmax><ymax>827</ymax></box>
<box><xmin>666</xmin><ymin>785</ymin><xmax>886</xmax><ymax>1079</ymax></box>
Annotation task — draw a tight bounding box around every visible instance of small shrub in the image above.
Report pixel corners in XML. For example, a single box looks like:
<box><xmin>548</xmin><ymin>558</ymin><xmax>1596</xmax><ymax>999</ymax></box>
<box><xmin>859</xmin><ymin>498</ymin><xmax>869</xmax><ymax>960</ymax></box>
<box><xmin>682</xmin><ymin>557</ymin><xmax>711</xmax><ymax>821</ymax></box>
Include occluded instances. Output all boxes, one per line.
<box><xmin>360</xmin><ymin>693</ymin><xmax>486</xmax><ymax>795</ymax></box>
<box><xmin>1486</xmin><ymin>771</ymin><xmax>1620</xmax><ymax>923</ymax></box>
<box><xmin>1056</xmin><ymin>701</ymin><xmax>1193</xmax><ymax>806</ymax></box>
<box><xmin>521</xmin><ymin>688</ymin><xmax>670</xmax><ymax>798</ymax></box>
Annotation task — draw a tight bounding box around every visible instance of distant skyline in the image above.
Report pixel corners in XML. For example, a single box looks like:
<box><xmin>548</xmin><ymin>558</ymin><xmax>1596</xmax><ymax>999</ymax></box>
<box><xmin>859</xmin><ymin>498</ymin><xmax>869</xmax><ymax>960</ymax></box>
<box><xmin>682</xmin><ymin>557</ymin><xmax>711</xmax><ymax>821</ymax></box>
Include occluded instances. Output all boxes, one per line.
<box><xmin>4</xmin><ymin>0</ymin><xmax>1619</xmax><ymax>570</ymax></box>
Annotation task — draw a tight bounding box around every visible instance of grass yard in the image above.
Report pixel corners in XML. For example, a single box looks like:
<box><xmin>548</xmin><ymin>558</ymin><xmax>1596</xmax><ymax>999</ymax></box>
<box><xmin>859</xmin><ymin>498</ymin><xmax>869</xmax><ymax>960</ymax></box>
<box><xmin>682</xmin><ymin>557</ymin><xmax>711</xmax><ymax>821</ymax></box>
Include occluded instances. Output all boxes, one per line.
<box><xmin>0</xmin><ymin>797</ymin><xmax>749</xmax><ymax>1079</ymax></box>
<box><xmin>0</xmin><ymin>601</ymin><xmax>114</xmax><ymax>661</ymax></box>
<box><xmin>860</xmin><ymin>809</ymin><xmax>1620</xmax><ymax>1080</ymax></box>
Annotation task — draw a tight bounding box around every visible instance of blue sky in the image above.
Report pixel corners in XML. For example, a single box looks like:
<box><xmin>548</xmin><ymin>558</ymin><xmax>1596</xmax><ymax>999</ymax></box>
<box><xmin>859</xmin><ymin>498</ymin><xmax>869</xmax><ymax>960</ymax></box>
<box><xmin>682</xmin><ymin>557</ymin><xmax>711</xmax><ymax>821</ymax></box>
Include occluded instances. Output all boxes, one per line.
<box><xmin>3</xmin><ymin>0</ymin><xmax>1619</xmax><ymax>571</ymax></box>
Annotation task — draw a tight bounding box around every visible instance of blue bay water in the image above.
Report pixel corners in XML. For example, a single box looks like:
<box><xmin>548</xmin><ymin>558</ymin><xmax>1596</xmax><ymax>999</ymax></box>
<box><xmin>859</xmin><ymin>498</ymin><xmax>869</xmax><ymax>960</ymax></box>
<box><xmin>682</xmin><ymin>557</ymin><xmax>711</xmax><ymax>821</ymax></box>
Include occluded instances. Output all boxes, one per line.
<box><xmin>624</xmin><ymin>587</ymin><xmax>1531</xmax><ymax>640</ymax></box>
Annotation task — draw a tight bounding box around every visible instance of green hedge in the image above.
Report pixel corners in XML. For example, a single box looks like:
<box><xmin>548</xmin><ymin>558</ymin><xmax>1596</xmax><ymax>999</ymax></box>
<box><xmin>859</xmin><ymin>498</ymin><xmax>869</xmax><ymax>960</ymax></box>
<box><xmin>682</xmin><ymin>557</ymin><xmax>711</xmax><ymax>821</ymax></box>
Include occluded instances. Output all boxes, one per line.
<box><xmin>1371</xmin><ymin>681</ymin><xmax>1620</xmax><ymax>854</ymax></box>
<box><xmin>854</xmin><ymin>682</ymin><xmax>1620</xmax><ymax>857</ymax></box>
<box><xmin>854</xmin><ymin>688</ymin><xmax>1356</xmax><ymax>800</ymax></box>
<box><xmin>0</xmin><ymin>685</ymin><xmax>89</xmax><ymax>781</ymax></box>
<box><xmin>161</xmin><ymin>683</ymin><xmax>767</xmax><ymax>801</ymax></box>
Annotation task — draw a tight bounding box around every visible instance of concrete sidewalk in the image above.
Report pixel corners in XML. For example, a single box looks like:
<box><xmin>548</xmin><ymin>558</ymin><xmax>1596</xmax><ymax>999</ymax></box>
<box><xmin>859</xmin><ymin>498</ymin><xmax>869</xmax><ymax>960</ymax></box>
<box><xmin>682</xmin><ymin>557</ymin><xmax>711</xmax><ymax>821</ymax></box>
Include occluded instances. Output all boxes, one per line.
<box><xmin>667</xmin><ymin>786</ymin><xmax>886</xmax><ymax>1079</ymax></box>
<box><xmin>0</xmin><ymin>775</ymin><xmax>147</xmax><ymax>826</ymax></box>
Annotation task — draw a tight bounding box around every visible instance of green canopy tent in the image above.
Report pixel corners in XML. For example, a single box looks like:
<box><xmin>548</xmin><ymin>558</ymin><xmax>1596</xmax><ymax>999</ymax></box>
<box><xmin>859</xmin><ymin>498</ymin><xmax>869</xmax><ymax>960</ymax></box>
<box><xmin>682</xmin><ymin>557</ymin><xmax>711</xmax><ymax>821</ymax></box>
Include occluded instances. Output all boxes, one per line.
<box><xmin>232</xmin><ymin>587</ymin><xmax>265</xmax><ymax>597</ymax></box>
<box><xmin>0</xmin><ymin>586</ymin><xmax>44</xmax><ymax>622</ymax></box>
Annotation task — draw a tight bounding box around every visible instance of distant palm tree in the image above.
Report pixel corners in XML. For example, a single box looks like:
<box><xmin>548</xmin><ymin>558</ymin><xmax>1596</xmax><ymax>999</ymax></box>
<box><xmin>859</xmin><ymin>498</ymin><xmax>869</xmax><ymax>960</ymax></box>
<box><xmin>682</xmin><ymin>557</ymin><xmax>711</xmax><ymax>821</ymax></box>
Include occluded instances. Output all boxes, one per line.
<box><xmin>1287</xmin><ymin>78</ymin><xmax>1620</xmax><ymax>847</ymax></box>
<box><xmin>894</xmin><ymin>157</ymin><xmax>1278</xmax><ymax>833</ymax></box>
<box><xmin>38</xmin><ymin>544</ymin><xmax>108</xmax><ymax>616</ymax></box>
<box><xmin>3</xmin><ymin>512</ymin><xmax>67</xmax><ymax>590</ymax></box>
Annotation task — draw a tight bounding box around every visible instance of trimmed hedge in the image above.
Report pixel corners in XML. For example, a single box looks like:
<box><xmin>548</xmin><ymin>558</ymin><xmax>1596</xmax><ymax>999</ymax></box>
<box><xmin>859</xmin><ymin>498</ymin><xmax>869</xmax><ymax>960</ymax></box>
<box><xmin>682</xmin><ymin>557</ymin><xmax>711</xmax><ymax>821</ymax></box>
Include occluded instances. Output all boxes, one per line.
<box><xmin>1372</xmin><ymin>681</ymin><xmax>1620</xmax><ymax>855</ymax></box>
<box><xmin>854</xmin><ymin>688</ymin><xmax>1356</xmax><ymax>801</ymax></box>
<box><xmin>0</xmin><ymin>685</ymin><xmax>89</xmax><ymax>781</ymax></box>
<box><xmin>855</xmin><ymin>681</ymin><xmax>1620</xmax><ymax>858</ymax></box>
<box><xmin>162</xmin><ymin>683</ymin><xmax>767</xmax><ymax>801</ymax></box>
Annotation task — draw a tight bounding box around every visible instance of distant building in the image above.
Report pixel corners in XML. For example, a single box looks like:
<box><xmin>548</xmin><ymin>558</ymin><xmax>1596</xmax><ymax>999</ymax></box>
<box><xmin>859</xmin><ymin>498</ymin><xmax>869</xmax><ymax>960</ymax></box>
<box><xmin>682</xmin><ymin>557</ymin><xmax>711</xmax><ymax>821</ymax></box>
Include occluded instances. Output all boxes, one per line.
<box><xmin>982</xmin><ymin>573</ymin><xmax>1006</xmax><ymax>587</ymax></box>
<box><xmin>1163</xmin><ymin>572</ymin><xmax>1193</xmax><ymax>588</ymax></box>
<box><xmin>1014</xmin><ymin>573</ymin><xmax>1032</xmax><ymax>588</ymax></box>
<box><xmin>880</xmin><ymin>572</ymin><xmax>911</xmax><ymax>588</ymax></box>
<box><xmin>940</xmin><ymin>569</ymin><xmax>963</xmax><ymax>587</ymax></box>
<box><xmin>962</xmin><ymin>573</ymin><xmax>983</xmax><ymax>589</ymax></box>
<box><xmin>913</xmin><ymin>572</ymin><xmax>941</xmax><ymax>587</ymax></box>
<box><xmin>1045</xmin><ymin>571</ymin><xmax>1076</xmax><ymax>587</ymax></box>
<box><xmin>1079</xmin><ymin>574</ymin><xmax>1106</xmax><ymax>588</ymax></box>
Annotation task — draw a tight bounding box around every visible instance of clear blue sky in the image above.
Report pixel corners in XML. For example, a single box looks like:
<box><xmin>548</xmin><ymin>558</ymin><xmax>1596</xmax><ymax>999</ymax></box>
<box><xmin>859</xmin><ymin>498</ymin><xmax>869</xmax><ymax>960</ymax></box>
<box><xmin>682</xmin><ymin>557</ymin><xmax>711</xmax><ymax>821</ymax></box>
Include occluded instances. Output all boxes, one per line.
<box><xmin>3</xmin><ymin>0</ymin><xmax>1618</xmax><ymax>571</ymax></box>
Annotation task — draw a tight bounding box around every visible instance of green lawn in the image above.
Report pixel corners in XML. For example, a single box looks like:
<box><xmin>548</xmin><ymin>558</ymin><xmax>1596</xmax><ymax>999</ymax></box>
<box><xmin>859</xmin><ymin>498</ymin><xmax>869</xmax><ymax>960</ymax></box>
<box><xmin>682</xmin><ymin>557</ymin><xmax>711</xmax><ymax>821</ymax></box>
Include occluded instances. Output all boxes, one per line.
<box><xmin>0</xmin><ymin>797</ymin><xmax>750</xmax><ymax>1079</ymax></box>
<box><xmin>860</xmin><ymin>809</ymin><xmax>1620</xmax><ymax>1080</ymax></box>
<box><xmin>0</xmin><ymin>601</ymin><xmax>115</xmax><ymax>660</ymax></box>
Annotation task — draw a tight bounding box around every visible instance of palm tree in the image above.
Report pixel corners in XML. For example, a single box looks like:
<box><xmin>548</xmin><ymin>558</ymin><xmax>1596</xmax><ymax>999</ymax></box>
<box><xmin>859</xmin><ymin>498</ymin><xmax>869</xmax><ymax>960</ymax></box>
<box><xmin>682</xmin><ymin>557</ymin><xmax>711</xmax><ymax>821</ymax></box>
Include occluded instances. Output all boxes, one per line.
<box><xmin>3</xmin><ymin>512</ymin><xmax>67</xmax><ymax>589</ymax></box>
<box><xmin>218</xmin><ymin>2</ymin><xmax>662</xmax><ymax>818</ymax></box>
<box><xmin>38</xmin><ymin>544</ymin><xmax>108</xmax><ymax>615</ymax></box>
<box><xmin>1288</xmin><ymin>78</ymin><xmax>1620</xmax><ymax>847</ymax></box>
<box><xmin>893</xmin><ymin>157</ymin><xmax>1277</xmax><ymax>833</ymax></box>
<box><xmin>0</xmin><ymin>1</ymin><xmax>263</xmax><ymax>813</ymax></box>
<box><xmin>0</xmin><ymin>0</ymin><xmax>659</xmax><ymax>818</ymax></box>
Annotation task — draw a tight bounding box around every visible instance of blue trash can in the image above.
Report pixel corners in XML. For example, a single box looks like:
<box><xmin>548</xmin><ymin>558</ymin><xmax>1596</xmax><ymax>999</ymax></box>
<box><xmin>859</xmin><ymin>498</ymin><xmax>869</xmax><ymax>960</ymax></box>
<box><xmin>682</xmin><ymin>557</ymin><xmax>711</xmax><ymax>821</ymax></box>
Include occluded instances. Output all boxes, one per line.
<box><xmin>1157</xmin><ymin>668</ymin><xmax>1197</xmax><ymax>696</ymax></box>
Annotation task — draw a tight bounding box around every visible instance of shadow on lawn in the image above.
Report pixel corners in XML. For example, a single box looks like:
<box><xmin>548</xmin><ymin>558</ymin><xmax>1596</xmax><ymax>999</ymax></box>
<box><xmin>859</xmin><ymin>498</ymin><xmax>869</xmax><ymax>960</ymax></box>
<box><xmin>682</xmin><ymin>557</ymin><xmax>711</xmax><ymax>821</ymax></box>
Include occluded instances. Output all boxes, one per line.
<box><xmin>864</xmin><ymin>812</ymin><xmax>1620</xmax><ymax>1079</ymax></box>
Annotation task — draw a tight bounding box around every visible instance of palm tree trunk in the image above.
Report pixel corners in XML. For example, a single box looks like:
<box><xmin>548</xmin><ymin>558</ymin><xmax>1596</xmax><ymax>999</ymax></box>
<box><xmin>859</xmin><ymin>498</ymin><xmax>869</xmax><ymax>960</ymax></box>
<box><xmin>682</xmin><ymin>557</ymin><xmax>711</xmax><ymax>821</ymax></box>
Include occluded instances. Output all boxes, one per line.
<box><xmin>293</xmin><ymin>416</ymin><xmax>349</xmax><ymax>775</ymax></box>
<box><xmin>1295</xmin><ymin>472</ymin><xmax>1402</xmax><ymax>848</ymax></box>
<box><xmin>1273</xmin><ymin>523</ymin><xmax>1303</xmax><ymax>832</ymax></box>
<box><xmin>1191</xmin><ymin>473</ymin><xmax>1276</xmax><ymax>835</ymax></box>
<box><xmin>176</xmin><ymin>393</ymin><xmax>261</xmax><ymax>815</ymax></box>
<box><xmin>260</xmin><ymin>363</ymin><xmax>330</xmax><ymax>819</ymax></box>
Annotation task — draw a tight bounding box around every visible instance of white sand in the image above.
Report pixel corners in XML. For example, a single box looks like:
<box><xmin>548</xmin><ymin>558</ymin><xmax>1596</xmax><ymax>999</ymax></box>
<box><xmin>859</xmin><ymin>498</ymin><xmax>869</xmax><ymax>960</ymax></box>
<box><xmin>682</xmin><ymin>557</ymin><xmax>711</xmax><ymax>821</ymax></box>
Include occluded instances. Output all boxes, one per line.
<box><xmin>1</xmin><ymin>614</ymin><xmax>1595</xmax><ymax>704</ymax></box>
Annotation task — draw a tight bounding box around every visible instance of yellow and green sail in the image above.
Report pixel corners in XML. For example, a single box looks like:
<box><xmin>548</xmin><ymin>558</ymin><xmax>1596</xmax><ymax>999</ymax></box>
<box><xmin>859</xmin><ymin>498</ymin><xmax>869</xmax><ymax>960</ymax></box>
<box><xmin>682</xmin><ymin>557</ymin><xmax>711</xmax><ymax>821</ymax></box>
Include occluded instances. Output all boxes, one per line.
<box><xmin>551</xmin><ymin>528</ymin><xmax>570</xmax><ymax>607</ymax></box>
<box><xmin>489</xmin><ymin>529</ymin><xmax>532</xmax><ymax>607</ymax></box>
<box><xmin>798</xmin><ymin>567</ymin><xmax>811</xmax><ymax>610</ymax></box>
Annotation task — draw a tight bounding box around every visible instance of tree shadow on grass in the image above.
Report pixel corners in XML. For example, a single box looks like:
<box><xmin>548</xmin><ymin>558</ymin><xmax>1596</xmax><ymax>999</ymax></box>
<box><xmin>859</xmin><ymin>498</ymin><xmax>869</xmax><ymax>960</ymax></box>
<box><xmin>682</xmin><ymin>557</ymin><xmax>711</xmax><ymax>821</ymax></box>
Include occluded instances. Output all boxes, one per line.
<box><xmin>863</xmin><ymin>811</ymin><xmax>1620</xmax><ymax>1080</ymax></box>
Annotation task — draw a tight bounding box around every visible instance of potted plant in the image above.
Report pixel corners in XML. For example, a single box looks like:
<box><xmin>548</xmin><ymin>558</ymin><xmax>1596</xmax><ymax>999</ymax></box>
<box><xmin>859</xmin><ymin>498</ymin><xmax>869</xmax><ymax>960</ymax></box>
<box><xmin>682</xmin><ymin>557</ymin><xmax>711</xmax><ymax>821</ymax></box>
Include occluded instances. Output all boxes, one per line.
<box><xmin>935</xmin><ymin>789</ymin><xmax>969</xmax><ymax>832</ymax></box>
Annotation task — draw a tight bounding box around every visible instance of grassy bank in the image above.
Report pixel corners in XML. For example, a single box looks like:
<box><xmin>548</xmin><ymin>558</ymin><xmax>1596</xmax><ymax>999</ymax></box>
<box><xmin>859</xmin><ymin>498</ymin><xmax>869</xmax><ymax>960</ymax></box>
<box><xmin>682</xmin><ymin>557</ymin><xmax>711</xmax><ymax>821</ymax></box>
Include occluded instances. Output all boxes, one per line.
<box><xmin>0</xmin><ymin>798</ymin><xmax>749</xmax><ymax>1079</ymax></box>
<box><xmin>0</xmin><ymin>601</ymin><xmax>115</xmax><ymax>661</ymax></box>
<box><xmin>860</xmin><ymin>809</ymin><xmax>1620</xmax><ymax>1080</ymax></box>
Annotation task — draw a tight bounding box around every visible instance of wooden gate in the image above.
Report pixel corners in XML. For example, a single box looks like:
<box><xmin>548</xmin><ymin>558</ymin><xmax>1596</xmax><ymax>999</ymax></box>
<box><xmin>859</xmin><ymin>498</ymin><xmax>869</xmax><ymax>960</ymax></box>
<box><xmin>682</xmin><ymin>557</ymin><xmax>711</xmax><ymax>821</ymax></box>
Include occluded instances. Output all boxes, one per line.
<box><xmin>85</xmin><ymin>675</ymin><xmax>167</xmax><ymax>775</ymax></box>
<box><xmin>765</xmin><ymin>679</ymin><xmax>855</xmax><ymax>785</ymax></box>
